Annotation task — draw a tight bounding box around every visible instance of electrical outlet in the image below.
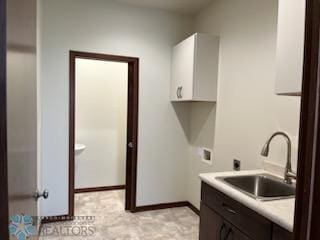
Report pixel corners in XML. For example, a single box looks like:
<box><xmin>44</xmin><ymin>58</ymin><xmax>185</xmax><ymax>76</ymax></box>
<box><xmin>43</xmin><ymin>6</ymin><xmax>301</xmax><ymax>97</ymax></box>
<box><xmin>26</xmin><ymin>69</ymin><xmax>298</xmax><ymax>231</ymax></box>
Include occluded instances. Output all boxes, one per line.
<box><xmin>233</xmin><ymin>159</ymin><xmax>241</xmax><ymax>171</ymax></box>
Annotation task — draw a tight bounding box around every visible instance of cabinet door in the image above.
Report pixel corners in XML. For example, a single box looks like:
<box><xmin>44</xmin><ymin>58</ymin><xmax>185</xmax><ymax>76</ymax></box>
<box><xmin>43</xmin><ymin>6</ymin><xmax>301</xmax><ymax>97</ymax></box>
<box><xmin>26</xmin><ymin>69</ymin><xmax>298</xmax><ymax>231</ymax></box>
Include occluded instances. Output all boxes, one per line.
<box><xmin>275</xmin><ymin>0</ymin><xmax>305</xmax><ymax>95</ymax></box>
<box><xmin>171</xmin><ymin>45</ymin><xmax>182</xmax><ymax>101</ymax></box>
<box><xmin>200</xmin><ymin>203</ymin><xmax>226</xmax><ymax>240</ymax></box>
<box><xmin>200</xmin><ymin>203</ymin><xmax>252</xmax><ymax>240</ymax></box>
<box><xmin>170</xmin><ymin>35</ymin><xmax>195</xmax><ymax>101</ymax></box>
<box><xmin>272</xmin><ymin>225</ymin><xmax>293</xmax><ymax>240</ymax></box>
<box><xmin>226</xmin><ymin>224</ymin><xmax>252</xmax><ymax>240</ymax></box>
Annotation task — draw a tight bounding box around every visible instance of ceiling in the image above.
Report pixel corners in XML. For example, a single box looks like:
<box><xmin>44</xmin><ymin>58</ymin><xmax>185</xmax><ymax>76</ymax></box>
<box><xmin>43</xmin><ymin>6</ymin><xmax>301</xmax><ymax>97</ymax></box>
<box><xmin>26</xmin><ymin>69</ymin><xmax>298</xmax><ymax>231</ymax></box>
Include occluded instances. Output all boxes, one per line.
<box><xmin>114</xmin><ymin>0</ymin><xmax>213</xmax><ymax>15</ymax></box>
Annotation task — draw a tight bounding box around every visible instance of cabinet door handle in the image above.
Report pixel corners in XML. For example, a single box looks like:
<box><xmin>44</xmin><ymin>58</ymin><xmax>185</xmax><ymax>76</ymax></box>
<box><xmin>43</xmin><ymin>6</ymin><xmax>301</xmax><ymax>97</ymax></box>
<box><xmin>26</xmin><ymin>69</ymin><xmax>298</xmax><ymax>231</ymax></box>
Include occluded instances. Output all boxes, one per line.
<box><xmin>176</xmin><ymin>87</ymin><xmax>180</xmax><ymax>99</ymax></box>
<box><xmin>222</xmin><ymin>203</ymin><xmax>238</xmax><ymax>215</ymax></box>
<box><xmin>219</xmin><ymin>223</ymin><xmax>227</xmax><ymax>240</ymax></box>
<box><xmin>178</xmin><ymin>86</ymin><xmax>183</xmax><ymax>98</ymax></box>
<box><xmin>226</xmin><ymin>229</ymin><xmax>233</xmax><ymax>240</ymax></box>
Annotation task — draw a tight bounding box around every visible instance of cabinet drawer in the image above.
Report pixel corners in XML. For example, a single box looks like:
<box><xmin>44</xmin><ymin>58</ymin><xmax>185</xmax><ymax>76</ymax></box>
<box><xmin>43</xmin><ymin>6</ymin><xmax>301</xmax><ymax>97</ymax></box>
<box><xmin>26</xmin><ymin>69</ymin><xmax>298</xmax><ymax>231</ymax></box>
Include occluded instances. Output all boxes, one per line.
<box><xmin>201</xmin><ymin>182</ymin><xmax>272</xmax><ymax>240</ymax></box>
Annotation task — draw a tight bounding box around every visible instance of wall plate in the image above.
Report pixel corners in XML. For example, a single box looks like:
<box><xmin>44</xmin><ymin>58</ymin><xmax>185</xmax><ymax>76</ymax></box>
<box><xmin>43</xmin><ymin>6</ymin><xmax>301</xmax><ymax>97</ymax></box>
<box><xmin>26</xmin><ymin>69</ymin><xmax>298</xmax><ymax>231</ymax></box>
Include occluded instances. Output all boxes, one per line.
<box><xmin>201</xmin><ymin>148</ymin><xmax>213</xmax><ymax>165</ymax></box>
<box><xmin>233</xmin><ymin>159</ymin><xmax>241</xmax><ymax>171</ymax></box>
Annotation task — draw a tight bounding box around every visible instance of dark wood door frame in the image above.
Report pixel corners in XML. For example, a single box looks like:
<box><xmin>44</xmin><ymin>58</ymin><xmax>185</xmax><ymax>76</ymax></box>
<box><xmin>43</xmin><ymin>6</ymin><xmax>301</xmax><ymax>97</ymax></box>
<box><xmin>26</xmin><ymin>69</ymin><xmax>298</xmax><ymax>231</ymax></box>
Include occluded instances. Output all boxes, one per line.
<box><xmin>69</xmin><ymin>51</ymin><xmax>139</xmax><ymax>216</ymax></box>
<box><xmin>293</xmin><ymin>0</ymin><xmax>320</xmax><ymax>239</ymax></box>
<box><xmin>0</xmin><ymin>0</ymin><xmax>9</xmax><ymax>239</ymax></box>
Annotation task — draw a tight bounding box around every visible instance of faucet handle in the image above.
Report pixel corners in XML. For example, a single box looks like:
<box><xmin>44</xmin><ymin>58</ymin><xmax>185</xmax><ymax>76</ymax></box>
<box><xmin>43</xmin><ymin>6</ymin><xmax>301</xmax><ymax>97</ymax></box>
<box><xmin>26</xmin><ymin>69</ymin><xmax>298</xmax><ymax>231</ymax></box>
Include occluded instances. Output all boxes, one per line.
<box><xmin>284</xmin><ymin>171</ymin><xmax>296</xmax><ymax>184</ymax></box>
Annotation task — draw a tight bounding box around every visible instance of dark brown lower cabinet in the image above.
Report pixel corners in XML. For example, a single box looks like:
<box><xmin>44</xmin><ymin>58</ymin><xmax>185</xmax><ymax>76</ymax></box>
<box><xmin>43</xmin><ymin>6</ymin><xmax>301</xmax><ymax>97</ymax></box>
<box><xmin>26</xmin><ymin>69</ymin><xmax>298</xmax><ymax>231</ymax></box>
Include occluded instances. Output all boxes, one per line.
<box><xmin>272</xmin><ymin>225</ymin><xmax>292</xmax><ymax>240</ymax></box>
<box><xmin>200</xmin><ymin>203</ymin><xmax>223</xmax><ymax>240</ymax></box>
<box><xmin>200</xmin><ymin>182</ymin><xmax>293</xmax><ymax>240</ymax></box>
<box><xmin>200</xmin><ymin>203</ymin><xmax>250</xmax><ymax>240</ymax></box>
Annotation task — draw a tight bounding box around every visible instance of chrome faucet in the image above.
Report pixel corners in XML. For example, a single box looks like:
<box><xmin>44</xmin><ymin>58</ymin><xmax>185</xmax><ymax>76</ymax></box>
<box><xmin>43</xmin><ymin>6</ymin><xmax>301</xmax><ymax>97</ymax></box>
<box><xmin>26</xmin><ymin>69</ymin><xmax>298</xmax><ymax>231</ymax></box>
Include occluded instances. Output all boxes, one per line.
<box><xmin>261</xmin><ymin>132</ymin><xmax>296</xmax><ymax>184</ymax></box>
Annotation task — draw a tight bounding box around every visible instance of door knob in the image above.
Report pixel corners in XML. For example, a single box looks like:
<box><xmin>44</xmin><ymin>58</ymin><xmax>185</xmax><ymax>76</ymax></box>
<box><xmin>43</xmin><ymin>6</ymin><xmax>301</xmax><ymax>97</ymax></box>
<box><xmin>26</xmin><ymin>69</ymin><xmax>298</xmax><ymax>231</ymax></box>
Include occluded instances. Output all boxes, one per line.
<box><xmin>34</xmin><ymin>189</ymin><xmax>49</xmax><ymax>201</ymax></box>
<box><xmin>128</xmin><ymin>142</ymin><xmax>134</xmax><ymax>148</ymax></box>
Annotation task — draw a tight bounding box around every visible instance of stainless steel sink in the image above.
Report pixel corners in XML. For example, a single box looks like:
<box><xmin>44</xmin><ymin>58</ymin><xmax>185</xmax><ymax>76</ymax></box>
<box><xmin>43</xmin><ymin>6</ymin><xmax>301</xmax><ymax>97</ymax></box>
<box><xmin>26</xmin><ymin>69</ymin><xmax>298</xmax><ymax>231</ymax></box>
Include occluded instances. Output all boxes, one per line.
<box><xmin>217</xmin><ymin>174</ymin><xmax>295</xmax><ymax>201</ymax></box>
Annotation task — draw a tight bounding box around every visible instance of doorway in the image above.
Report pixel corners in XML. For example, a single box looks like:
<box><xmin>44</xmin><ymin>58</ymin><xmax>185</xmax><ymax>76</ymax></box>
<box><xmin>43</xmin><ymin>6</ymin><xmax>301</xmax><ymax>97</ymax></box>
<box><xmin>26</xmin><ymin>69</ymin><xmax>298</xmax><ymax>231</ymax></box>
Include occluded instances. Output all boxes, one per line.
<box><xmin>69</xmin><ymin>51</ymin><xmax>139</xmax><ymax>217</ymax></box>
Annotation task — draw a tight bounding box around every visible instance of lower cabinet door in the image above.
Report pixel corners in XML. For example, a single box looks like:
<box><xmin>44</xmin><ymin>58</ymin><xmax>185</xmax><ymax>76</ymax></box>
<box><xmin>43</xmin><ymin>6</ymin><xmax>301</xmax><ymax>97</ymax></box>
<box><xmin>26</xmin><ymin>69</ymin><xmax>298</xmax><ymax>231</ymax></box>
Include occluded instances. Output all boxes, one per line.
<box><xmin>200</xmin><ymin>203</ymin><xmax>252</xmax><ymax>240</ymax></box>
<box><xmin>272</xmin><ymin>225</ymin><xmax>293</xmax><ymax>240</ymax></box>
<box><xmin>226</xmin><ymin>223</ymin><xmax>251</xmax><ymax>240</ymax></box>
<box><xmin>200</xmin><ymin>203</ymin><xmax>225</xmax><ymax>240</ymax></box>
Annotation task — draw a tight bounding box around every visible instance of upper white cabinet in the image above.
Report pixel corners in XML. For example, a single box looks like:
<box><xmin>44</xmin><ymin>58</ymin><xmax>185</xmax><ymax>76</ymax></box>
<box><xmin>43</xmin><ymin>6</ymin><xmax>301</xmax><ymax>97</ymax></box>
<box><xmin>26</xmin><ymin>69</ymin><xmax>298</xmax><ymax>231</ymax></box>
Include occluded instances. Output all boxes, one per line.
<box><xmin>170</xmin><ymin>33</ymin><xmax>220</xmax><ymax>102</ymax></box>
<box><xmin>275</xmin><ymin>0</ymin><xmax>306</xmax><ymax>96</ymax></box>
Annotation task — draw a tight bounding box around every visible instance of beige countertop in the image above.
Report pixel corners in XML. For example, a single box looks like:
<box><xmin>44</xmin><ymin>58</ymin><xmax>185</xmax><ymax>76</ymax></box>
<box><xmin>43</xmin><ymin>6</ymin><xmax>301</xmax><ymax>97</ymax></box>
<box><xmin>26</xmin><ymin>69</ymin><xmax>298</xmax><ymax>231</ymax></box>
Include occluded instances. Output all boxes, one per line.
<box><xmin>199</xmin><ymin>170</ymin><xmax>295</xmax><ymax>232</ymax></box>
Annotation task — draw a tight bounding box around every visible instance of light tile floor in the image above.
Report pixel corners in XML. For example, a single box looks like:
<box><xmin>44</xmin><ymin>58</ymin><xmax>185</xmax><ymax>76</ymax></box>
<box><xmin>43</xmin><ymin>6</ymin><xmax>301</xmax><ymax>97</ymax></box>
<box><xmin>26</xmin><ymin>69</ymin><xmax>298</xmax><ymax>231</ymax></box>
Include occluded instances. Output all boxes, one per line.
<box><xmin>40</xmin><ymin>190</ymin><xmax>199</xmax><ymax>240</ymax></box>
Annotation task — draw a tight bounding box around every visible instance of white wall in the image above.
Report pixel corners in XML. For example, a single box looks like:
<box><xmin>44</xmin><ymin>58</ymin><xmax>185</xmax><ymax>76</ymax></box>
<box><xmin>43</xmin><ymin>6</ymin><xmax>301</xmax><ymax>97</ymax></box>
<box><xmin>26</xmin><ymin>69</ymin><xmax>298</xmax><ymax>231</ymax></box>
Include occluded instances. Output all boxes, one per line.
<box><xmin>187</xmin><ymin>103</ymin><xmax>216</xmax><ymax>209</ymax></box>
<box><xmin>187</xmin><ymin>0</ymin><xmax>301</xmax><ymax>209</ymax></box>
<box><xmin>39</xmin><ymin>0</ymin><xmax>193</xmax><ymax>216</ymax></box>
<box><xmin>75</xmin><ymin>59</ymin><xmax>128</xmax><ymax>189</ymax></box>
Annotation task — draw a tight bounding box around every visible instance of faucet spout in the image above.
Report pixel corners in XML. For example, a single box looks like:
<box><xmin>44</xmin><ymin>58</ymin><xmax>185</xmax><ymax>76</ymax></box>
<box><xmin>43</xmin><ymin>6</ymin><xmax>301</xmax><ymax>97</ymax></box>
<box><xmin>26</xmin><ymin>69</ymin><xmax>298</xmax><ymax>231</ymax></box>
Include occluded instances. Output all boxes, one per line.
<box><xmin>260</xmin><ymin>132</ymin><xmax>296</xmax><ymax>184</ymax></box>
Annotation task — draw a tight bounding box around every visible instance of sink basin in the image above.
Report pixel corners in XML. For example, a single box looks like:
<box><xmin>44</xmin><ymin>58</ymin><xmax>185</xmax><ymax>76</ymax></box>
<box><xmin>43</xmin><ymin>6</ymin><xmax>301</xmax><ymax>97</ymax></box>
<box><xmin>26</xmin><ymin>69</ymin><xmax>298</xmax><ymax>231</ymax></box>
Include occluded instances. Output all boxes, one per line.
<box><xmin>217</xmin><ymin>174</ymin><xmax>295</xmax><ymax>201</ymax></box>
